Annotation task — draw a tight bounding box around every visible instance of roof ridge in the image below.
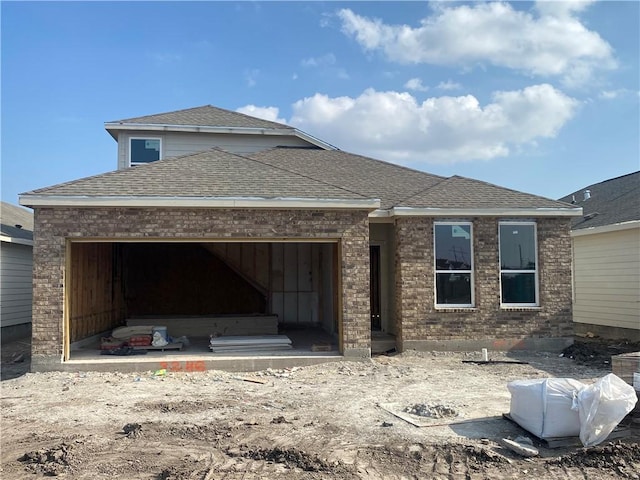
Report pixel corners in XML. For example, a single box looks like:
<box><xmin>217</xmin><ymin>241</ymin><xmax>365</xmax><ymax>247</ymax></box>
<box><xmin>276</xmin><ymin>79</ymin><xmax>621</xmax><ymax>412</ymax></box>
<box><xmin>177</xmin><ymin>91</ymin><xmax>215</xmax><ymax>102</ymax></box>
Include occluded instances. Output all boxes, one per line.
<box><xmin>391</xmin><ymin>175</ymin><xmax>452</xmax><ymax>208</ymax></box>
<box><xmin>228</xmin><ymin>148</ymin><xmax>371</xmax><ymax>200</ymax></box>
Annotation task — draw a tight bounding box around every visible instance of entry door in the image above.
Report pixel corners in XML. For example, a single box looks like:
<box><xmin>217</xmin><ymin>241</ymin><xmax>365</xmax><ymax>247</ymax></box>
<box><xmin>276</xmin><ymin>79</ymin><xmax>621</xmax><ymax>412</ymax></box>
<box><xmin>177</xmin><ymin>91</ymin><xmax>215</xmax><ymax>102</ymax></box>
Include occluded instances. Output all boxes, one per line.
<box><xmin>370</xmin><ymin>245</ymin><xmax>381</xmax><ymax>331</ymax></box>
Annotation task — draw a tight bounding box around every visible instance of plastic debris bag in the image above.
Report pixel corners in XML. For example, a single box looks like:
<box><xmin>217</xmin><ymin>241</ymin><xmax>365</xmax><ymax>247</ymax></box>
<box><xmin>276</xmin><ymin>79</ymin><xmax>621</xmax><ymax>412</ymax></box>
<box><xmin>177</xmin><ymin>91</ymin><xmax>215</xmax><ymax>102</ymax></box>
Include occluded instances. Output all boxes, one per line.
<box><xmin>575</xmin><ymin>373</ymin><xmax>638</xmax><ymax>447</ymax></box>
<box><xmin>151</xmin><ymin>331</ymin><xmax>168</xmax><ymax>347</ymax></box>
<box><xmin>508</xmin><ymin>378</ymin><xmax>585</xmax><ymax>438</ymax></box>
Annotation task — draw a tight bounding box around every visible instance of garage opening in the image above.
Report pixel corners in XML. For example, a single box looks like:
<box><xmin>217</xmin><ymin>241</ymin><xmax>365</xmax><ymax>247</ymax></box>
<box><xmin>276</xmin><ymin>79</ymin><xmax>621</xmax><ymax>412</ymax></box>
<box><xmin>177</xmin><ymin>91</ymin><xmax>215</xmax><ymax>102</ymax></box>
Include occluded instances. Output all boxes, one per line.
<box><xmin>66</xmin><ymin>240</ymin><xmax>340</xmax><ymax>360</ymax></box>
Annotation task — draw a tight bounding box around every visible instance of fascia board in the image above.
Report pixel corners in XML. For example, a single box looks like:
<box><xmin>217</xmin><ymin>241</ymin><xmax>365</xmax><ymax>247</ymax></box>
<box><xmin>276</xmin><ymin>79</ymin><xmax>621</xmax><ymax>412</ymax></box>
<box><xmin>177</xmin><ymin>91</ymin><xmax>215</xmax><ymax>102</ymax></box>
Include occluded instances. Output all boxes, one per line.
<box><xmin>0</xmin><ymin>235</ymin><xmax>34</xmax><ymax>246</ymax></box>
<box><xmin>391</xmin><ymin>207</ymin><xmax>584</xmax><ymax>217</ymax></box>
<box><xmin>105</xmin><ymin>123</ymin><xmax>294</xmax><ymax>136</ymax></box>
<box><xmin>20</xmin><ymin>195</ymin><xmax>380</xmax><ymax>211</ymax></box>
<box><xmin>571</xmin><ymin>220</ymin><xmax>640</xmax><ymax>237</ymax></box>
<box><xmin>292</xmin><ymin>130</ymin><xmax>337</xmax><ymax>150</ymax></box>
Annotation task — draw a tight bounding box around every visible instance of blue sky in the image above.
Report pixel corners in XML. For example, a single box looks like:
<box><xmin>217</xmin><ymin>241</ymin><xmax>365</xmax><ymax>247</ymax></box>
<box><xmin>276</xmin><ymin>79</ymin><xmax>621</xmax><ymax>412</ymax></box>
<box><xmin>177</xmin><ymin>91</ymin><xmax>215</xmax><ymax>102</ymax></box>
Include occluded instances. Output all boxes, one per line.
<box><xmin>2</xmin><ymin>1</ymin><xmax>638</xmax><ymax>205</ymax></box>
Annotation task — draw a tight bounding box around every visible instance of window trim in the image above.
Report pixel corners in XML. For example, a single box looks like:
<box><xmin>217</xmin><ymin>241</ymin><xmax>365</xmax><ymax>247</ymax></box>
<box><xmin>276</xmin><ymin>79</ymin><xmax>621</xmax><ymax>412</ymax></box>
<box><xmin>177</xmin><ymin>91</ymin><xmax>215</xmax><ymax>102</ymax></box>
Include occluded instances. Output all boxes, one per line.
<box><xmin>434</xmin><ymin>221</ymin><xmax>475</xmax><ymax>308</ymax></box>
<box><xmin>498</xmin><ymin>220</ymin><xmax>539</xmax><ymax>307</ymax></box>
<box><xmin>129</xmin><ymin>137</ymin><xmax>162</xmax><ymax>166</ymax></box>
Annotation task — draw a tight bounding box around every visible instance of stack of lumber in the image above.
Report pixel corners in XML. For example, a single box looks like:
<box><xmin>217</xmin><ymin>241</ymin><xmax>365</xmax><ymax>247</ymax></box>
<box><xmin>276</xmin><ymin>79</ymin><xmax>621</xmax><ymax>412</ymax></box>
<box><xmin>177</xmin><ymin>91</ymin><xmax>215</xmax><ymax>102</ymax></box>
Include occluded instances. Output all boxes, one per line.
<box><xmin>209</xmin><ymin>335</ymin><xmax>292</xmax><ymax>353</ymax></box>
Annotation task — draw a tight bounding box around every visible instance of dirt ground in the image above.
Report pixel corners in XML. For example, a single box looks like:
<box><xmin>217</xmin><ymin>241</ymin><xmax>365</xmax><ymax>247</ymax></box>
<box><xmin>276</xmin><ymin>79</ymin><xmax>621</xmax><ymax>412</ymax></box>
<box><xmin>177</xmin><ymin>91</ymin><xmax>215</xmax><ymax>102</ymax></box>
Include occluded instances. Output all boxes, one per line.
<box><xmin>1</xmin><ymin>337</ymin><xmax>639</xmax><ymax>479</ymax></box>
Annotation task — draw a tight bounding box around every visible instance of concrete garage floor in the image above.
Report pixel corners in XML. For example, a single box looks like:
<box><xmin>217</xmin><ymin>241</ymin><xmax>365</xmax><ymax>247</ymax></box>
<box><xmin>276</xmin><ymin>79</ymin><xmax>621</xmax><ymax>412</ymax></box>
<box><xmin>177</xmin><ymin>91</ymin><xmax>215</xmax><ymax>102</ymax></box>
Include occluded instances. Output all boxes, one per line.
<box><xmin>64</xmin><ymin>327</ymin><xmax>397</xmax><ymax>373</ymax></box>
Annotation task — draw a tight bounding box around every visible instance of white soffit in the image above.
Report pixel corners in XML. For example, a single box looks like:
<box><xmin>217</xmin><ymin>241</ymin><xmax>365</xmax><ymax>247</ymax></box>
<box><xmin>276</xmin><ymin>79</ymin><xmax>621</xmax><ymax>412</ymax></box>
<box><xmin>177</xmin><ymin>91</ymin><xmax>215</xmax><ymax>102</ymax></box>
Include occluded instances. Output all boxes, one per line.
<box><xmin>104</xmin><ymin>123</ymin><xmax>337</xmax><ymax>151</ymax></box>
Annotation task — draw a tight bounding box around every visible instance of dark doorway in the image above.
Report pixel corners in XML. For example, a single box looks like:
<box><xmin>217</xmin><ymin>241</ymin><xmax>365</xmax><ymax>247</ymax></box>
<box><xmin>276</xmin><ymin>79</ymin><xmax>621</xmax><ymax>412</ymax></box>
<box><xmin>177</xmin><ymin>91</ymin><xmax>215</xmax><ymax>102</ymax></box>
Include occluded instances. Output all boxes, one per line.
<box><xmin>370</xmin><ymin>245</ymin><xmax>381</xmax><ymax>331</ymax></box>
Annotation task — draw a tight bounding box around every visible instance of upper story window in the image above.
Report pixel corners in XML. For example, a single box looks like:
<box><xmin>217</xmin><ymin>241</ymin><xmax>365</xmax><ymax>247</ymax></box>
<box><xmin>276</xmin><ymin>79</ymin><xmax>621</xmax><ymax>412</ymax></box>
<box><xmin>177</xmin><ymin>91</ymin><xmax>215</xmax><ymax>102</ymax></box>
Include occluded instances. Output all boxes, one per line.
<box><xmin>499</xmin><ymin>221</ymin><xmax>538</xmax><ymax>307</ymax></box>
<box><xmin>130</xmin><ymin>137</ymin><xmax>161</xmax><ymax>165</ymax></box>
<box><xmin>434</xmin><ymin>222</ymin><xmax>474</xmax><ymax>307</ymax></box>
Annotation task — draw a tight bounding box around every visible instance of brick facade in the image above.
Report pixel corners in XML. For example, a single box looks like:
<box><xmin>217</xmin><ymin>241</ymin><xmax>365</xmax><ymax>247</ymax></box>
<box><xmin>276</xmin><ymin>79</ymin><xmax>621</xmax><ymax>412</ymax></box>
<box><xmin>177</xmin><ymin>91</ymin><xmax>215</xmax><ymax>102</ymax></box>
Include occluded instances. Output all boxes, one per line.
<box><xmin>32</xmin><ymin>206</ymin><xmax>574</xmax><ymax>369</ymax></box>
<box><xmin>31</xmin><ymin>207</ymin><xmax>371</xmax><ymax>366</ymax></box>
<box><xmin>395</xmin><ymin>217</ymin><xmax>573</xmax><ymax>351</ymax></box>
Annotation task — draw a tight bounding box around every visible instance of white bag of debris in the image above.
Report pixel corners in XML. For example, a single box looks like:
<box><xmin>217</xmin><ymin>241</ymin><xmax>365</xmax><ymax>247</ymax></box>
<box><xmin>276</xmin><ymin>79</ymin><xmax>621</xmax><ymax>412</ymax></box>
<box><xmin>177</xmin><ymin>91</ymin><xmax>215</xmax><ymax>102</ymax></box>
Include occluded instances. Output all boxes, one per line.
<box><xmin>507</xmin><ymin>378</ymin><xmax>585</xmax><ymax>438</ymax></box>
<box><xmin>576</xmin><ymin>373</ymin><xmax>638</xmax><ymax>447</ymax></box>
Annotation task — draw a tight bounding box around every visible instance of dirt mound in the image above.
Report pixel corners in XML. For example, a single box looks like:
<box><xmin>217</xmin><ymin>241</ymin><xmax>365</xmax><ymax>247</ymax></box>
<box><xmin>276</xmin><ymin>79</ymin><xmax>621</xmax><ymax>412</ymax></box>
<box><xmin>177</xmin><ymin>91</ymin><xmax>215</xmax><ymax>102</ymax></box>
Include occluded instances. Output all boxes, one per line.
<box><xmin>547</xmin><ymin>442</ymin><xmax>640</xmax><ymax>478</ymax></box>
<box><xmin>167</xmin><ymin>423</ymin><xmax>233</xmax><ymax>443</ymax></box>
<box><xmin>137</xmin><ymin>400</ymin><xmax>222</xmax><ymax>414</ymax></box>
<box><xmin>226</xmin><ymin>444</ymin><xmax>353</xmax><ymax>474</ymax></box>
<box><xmin>123</xmin><ymin>422</ymin><xmax>143</xmax><ymax>438</ymax></box>
<box><xmin>561</xmin><ymin>340</ymin><xmax>640</xmax><ymax>366</ymax></box>
<box><xmin>19</xmin><ymin>442</ymin><xmax>75</xmax><ymax>476</ymax></box>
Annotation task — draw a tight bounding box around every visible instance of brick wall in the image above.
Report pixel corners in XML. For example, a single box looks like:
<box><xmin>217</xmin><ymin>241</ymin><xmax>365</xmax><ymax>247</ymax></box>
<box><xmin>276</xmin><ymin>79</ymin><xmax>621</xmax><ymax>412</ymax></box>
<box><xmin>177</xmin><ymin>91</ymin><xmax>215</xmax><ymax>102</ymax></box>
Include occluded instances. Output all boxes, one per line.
<box><xmin>31</xmin><ymin>207</ymin><xmax>371</xmax><ymax>363</ymax></box>
<box><xmin>395</xmin><ymin>217</ymin><xmax>574</xmax><ymax>350</ymax></box>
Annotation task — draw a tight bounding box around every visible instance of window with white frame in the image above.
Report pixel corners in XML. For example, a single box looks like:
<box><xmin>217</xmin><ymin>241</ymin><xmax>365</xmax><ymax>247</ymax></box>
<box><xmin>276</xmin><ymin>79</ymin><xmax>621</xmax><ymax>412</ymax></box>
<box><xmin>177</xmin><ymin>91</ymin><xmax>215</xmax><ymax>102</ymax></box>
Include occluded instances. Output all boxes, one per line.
<box><xmin>499</xmin><ymin>221</ymin><xmax>538</xmax><ymax>306</ymax></box>
<box><xmin>130</xmin><ymin>137</ymin><xmax>161</xmax><ymax>165</ymax></box>
<box><xmin>434</xmin><ymin>222</ymin><xmax>474</xmax><ymax>307</ymax></box>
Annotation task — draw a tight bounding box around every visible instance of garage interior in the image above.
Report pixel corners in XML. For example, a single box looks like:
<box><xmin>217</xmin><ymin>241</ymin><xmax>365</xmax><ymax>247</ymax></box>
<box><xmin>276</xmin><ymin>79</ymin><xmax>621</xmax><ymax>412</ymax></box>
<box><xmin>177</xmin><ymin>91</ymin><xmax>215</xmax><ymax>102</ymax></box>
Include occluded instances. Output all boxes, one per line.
<box><xmin>66</xmin><ymin>240</ymin><xmax>341</xmax><ymax>360</ymax></box>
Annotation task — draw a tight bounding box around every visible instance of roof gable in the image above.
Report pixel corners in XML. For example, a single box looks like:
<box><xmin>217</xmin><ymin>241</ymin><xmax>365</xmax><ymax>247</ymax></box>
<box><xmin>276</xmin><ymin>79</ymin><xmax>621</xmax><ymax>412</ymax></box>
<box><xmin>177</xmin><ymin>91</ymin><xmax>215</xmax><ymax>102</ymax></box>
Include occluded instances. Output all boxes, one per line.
<box><xmin>104</xmin><ymin>105</ymin><xmax>336</xmax><ymax>150</ymax></box>
<box><xmin>401</xmin><ymin>175</ymin><xmax>574</xmax><ymax>210</ymax></box>
<box><xmin>559</xmin><ymin>171</ymin><xmax>640</xmax><ymax>229</ymax></box>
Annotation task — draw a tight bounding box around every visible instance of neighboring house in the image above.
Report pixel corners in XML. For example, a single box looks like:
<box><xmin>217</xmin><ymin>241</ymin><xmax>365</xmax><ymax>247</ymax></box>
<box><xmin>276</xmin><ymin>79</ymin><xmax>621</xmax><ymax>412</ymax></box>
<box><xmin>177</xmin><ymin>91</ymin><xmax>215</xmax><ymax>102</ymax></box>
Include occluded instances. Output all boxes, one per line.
<box><xmin>559</xmin><ymin>172</ymin><xmax>640</xmax><ymax>341</ymax></box>
<box><xmin>20</xmin><ymin>105</ymin><xmax>582</xmax><ymax>371</ymax></box>
<box><xmin>1</xmin><ymin>202</ymin><xmax>34</xmax><ymax>342</ymax></box>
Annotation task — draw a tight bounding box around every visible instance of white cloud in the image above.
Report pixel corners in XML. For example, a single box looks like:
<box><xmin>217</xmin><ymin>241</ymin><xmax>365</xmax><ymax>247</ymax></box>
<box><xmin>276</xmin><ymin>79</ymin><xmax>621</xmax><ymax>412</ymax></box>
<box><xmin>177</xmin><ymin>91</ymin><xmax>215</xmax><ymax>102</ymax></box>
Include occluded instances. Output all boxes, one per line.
<box><xmin>535</xmin><ymin>0</ymin><xmax>595</xmax><ymax>18</ymax></box>
<box><xmin>337</xmin><ymin>3</ymin><xmax>616</xmax><ymax>87</ymax></box>
<box><xmin>289</xmin><ymin>85</ymin><xmax>578</xmax><ymax>164</ymax></box>
<box><xmin>598</xmin><ymin>88</ymin><xmax>637</xmax><ymax>100</ymax></box>
<box><xmin>437</xmin><ymin>80</ymin><xmax>462</xmax><ymax>91</ymax></box>
<box><xmin>404</xmin><ymin>78</ymin><xmax>429</xmax><ymax>92</ymax></box>
<box><xmin>150</xmin><ymin>52</ymin><xmax>182</xmax><ymax>65</ymax></box>
<box><xmin>244</xmin><ymin>69</ymin><xmax>260</xmax><ymax>87</ymax></box>
<box><xmin>301</xmin><ymin>53</ymin><xmax>336</xmax><ymax>68</ymax></box>
<box><xmin>236</xmin><ymin>105</ymin><xmax>287</xmax><ymax>124</ymax></box>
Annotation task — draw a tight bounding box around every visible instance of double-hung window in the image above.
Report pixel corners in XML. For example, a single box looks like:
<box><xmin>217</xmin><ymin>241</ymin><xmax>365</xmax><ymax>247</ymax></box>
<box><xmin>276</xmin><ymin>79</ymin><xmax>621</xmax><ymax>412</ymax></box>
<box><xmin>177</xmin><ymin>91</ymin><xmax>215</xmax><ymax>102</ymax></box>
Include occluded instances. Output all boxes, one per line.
<box><xmin>499</xmin><ymin>221</ymin><xmax>538</xmax><ymax>306</ymax></box>
<box><xmin>130</xmin><ymin>137</ymin><xmax>161</xmax><ymax>165</ymax></box>
<box><xmin>434</xmin><ymin>222</ymin><xmax>474</xmax><ymax>307</ymax></box>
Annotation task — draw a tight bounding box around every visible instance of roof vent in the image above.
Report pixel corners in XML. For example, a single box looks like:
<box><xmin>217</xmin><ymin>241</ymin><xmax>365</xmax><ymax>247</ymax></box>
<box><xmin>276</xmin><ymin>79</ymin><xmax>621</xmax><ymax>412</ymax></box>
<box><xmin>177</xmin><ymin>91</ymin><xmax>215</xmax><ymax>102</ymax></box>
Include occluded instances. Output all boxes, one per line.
<box><xmin>583</xmin><ymin>190</ymin><xmax>591</xmax><ymax>201</ymax></box>
<box><xmin>583</xmin><ymin>212</ymin><xmax>599</xmax><ymax>221</ymax></box>
<box><xmin>15</xmin><ymin>224</ymin><xmax>22</xmax><ymax>229</ymax></box>
<box><xmin>571</xmin><ymin>195</ymin><xmax>576</xmax><ymax>204</ymax></box>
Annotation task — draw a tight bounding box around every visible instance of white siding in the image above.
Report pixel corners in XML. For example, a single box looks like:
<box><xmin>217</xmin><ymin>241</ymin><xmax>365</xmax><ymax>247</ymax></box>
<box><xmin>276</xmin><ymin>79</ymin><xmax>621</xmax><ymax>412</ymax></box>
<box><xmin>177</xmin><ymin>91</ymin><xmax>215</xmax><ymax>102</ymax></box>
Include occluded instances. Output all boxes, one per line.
<box><xmin>117</xmin><ymin>131</ymin><xmax>313</xmax><ymax>169</ymax></box>
<box><xmin>1</xmin><ymin>242</ymin><xmax>33</xmax><ymax>327</ymax></box>
<box><xmin>573</xmin><ymin>227</ymin><xmax>640</xmax><ymax>331</ymax></box>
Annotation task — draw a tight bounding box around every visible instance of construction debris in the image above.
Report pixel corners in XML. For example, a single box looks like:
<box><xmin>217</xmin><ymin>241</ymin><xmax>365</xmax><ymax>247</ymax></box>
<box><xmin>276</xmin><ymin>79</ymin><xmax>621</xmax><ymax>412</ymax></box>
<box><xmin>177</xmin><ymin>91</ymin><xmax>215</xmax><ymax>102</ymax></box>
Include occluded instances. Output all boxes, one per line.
<box><xmin>500</xmin><ymin>437</ymin><xmax>539</xmax><ymax>457</ymax></box>
<box><xmin>209</xmin><ymin>335</ymin><xmax>292</xmax><ymax>353</ymax></box>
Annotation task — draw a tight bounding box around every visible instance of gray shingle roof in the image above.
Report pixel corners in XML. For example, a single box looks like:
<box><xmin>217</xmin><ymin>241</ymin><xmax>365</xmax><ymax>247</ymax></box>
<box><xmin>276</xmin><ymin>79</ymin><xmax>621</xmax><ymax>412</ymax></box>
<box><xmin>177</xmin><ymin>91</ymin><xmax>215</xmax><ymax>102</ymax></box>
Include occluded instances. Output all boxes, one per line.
<box><xmin>400</xmin><ymin>175</ymin><xmax>574</xmax><ymax>210</ymax></box>
<box><xmin>249</xmin><ymin>148</ymin><xmax>444</xmax><ymax>209</ymax></box>
<box><xmin>107</xmin><ymin>105</ymin><xmax>293</xmax><ymax>131</ymax></box>
<box><xmin>22</xmin><ymin>145</ymin><xmax>577</xmax><ymax>213</ymax></box>
<box><xmin>559</xmin><ymin>171</ymin><xmax>640</xmax><ymax>229</ymax></box>
<box><xmin>23</xmin><ymin>149</ymin><xmax>369</xmax><ymax>201</ymax></box>
<box><xmin>1</xmin><ymin>202</ymin><xmax>34</xmax><ymax>241</ymax></box>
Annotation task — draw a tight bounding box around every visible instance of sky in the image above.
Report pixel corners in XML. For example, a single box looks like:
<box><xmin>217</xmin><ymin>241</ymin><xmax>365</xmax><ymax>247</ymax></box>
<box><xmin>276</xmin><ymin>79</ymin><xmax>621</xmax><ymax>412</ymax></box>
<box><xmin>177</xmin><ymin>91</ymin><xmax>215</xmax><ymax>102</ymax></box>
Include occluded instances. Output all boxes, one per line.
<box><xmin>2</xmin><ymin>1</ymin><xmax>639</xmax><ymax>205</ymax></box>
